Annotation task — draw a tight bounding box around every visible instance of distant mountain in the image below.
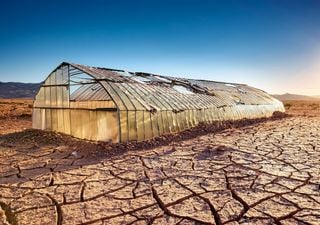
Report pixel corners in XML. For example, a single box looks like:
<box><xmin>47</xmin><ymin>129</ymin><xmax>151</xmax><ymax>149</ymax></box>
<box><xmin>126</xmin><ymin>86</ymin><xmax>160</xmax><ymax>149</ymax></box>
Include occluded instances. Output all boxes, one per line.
<box><xmin>272</xmin><ymin>93</ymin><xmax>320</xmax><ymax>101</ymax></box>
<box><xmin>0</xmin><ymin>81</ymin><xmax>42</xmax><ymax>98</ymax></box>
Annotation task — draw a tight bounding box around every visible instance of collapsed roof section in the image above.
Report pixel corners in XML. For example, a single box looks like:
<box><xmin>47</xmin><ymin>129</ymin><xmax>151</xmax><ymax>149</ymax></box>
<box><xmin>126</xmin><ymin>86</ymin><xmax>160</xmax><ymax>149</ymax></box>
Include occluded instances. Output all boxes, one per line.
<box><xmin>65</xmin><ymin>62</ymin><xmax>281</xmax><ymax>112</ymax></box>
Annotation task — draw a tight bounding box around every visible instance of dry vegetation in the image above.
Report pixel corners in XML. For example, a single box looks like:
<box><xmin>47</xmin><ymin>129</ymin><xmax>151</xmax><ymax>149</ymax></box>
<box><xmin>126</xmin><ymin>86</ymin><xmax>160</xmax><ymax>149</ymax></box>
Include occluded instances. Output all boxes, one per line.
<box><xmin>0</xmin><ymin>99</ymin><xmax>319</xmax><ymax>225</ymax></box>
<box><xmin>283</xmin><ymin>100</ymin><xmax>320</xmax><ymax>116</ymax></box>
<box><xmin>0</xmin><ymin>99</ymin><xmax>33</xmax><ymax>135</ymax></box>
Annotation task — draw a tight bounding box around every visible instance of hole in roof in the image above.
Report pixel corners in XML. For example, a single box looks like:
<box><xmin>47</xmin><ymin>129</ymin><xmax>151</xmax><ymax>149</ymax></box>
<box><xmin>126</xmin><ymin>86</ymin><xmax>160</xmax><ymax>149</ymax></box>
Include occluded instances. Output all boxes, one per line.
<box><xmin>69</xmin><ymin>72</ymin><xmax>95</xmax><ymax>95</ymax></box>
<box><xmin>130</xmin><ymin>76</ymin><xmax>151</xmax><ymax>84</ymax></box>
<box><xmin>70</xmin><ymin>83</ymin><xmax>110</xmax><ymax>101</ymax></box>
<box><xmin>117</xmin><ymin>71</ymin><xmax>132</xmax><ymax>77</ymax></box>
<box><xmin>237</xmin><ymin>88</ymin><xmax>246</xmax><ymax>93</ymax></box>
<box><xmin>229</xmin><ymin>95</ymin><xmax>243</xmax><ymax>105</ymax></box>
<box><xmin>224</xmin><ymin>83</ymin><xmax>237</xmax><ymax>88</ymax></box>
<box><xmin>154</xmin><ymin>76</ymin><xmax>171</xmax><ymax>83</ymax></box>
<box><xmin>173</xmin><ymin>85</ymin><xmax>194</xmax><ymax>94</ymax></box>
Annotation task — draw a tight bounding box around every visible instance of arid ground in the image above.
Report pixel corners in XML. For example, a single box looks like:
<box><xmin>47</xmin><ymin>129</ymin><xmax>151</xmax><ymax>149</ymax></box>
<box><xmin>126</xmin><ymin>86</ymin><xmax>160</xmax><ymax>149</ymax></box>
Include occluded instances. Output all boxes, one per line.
<box><xmin>0</xmin><ymin>99</ymin><xmax>319</xmax><ymax>225</ymax></box>
<box><xmin>0</xmin><ymin>99</ymin><xmax>32</xmax><ymax>135</ymax></box>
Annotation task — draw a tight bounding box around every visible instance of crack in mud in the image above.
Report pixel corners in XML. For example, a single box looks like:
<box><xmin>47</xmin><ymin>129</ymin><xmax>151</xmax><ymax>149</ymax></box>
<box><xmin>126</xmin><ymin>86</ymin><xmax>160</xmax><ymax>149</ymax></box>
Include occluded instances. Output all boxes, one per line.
<box><xmin>0</xmin><ymin>201</ymin><xmax>18</xmax><ymax>225</ymax></box>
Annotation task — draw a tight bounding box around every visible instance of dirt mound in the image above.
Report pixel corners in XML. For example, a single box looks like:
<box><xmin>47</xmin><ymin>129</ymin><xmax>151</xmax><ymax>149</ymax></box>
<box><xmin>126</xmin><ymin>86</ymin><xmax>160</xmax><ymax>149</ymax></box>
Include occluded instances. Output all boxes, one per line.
<box><xmin>0</xmin><ymin>129</ymin><xmax>74</xmax><ymax>147</ymax></box>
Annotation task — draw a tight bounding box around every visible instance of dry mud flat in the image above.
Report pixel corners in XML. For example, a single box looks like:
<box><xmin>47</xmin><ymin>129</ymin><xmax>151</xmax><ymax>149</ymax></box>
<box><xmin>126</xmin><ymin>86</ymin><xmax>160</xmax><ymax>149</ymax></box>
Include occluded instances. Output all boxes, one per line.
<box><xmin>0</xmin><ymin>116</ymin><xmax>320</xmax><ymax>224</ymax></box>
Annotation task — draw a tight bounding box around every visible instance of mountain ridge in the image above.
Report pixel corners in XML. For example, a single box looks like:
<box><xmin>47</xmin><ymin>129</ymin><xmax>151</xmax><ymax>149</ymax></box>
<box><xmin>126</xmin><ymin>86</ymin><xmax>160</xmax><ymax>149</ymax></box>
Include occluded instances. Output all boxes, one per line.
<box><xmin>0</xmin><ymin>81</ymin><xmax>42</xmax><ymax>98</ymax></box>
<box><xmin>272</xmin><ymin>93</ymin><xmax>320</xmax><ymax>101</ymax></box>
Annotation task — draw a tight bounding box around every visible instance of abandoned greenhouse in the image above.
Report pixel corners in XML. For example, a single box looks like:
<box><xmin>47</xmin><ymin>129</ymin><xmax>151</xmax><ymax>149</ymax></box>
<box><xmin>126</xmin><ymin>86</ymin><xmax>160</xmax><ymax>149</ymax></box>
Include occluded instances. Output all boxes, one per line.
<box><xmin>32</xmin><ymin>62</ymin><xmax>285</xmax><ymax>143</ymax></box>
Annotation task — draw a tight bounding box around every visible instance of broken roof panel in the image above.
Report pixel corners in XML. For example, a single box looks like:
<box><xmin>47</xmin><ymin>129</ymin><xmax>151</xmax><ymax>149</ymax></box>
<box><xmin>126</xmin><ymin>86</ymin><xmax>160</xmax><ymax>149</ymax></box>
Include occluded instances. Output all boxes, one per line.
<box><xmin>70</xmin><ymin>83</ymin><xmax>112</xmax><ymax>101</ymax></box>
<box><xmin>70</xmin><ymin>63</ymin><xmax>130</xmax><ymax>82</ymax></box>
<box><xmin>58</xmin><ymin>62</ymin><xmax>282</xmax><ymax>111</ymax></box>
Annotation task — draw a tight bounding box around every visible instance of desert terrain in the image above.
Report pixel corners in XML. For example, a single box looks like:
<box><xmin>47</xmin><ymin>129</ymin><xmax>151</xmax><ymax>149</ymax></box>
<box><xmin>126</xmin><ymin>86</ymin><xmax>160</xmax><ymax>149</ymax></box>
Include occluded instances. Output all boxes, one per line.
<box><xmin>0</xmin><ymin>99</ymin><xmax>319</xmax><ymax>225</ymax></box>
<box><xmin>0</xmin><ymin>99</ymin><xmax>33</xmax><ymax>135</ymax></box>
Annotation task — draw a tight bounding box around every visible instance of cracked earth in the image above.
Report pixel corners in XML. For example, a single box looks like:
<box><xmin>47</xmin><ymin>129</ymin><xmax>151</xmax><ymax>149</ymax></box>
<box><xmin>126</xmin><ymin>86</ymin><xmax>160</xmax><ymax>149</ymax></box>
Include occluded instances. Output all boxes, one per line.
<box><xmin>0</xmin><ymin>116</ymin><xmax>320</xmax><ymax>225</ymax></box>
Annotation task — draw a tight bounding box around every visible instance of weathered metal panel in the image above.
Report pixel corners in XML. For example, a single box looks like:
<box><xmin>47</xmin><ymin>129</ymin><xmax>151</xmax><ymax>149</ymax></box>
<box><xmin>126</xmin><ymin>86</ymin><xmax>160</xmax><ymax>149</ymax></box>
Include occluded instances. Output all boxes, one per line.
<box><xmin>56</xmin><ymin>109</ymin><xmax>64</xmax><ymax>133</ymax></box>
<box><xmin>70</xmin><ymin>83</ymin><xmax>112</xmax><ymax>101</ymax></box>
<box><xmin>107</xmin><ymin>110</ymin><xmax>119</xmax><ymax>142</ymax></box>
<box><xmin>125</xmin><ymin>84</ymin><xmax>154</xmax><ymax>110</ymax></box>
<box><xmin>68</xmin><ymin>100</ymin><xmax>116</xmax><ymax>109</ymax></box>
<box><xmin>56</xmin><ymin>87</ymin><xmax>63</xmax><ymax>107</ymax></box>
<box><xmin>188</xmin><ymin>109</ymin><xmax>194</xmax><ymax>127</ymax></box>
<box><xmin>51</xmin><ymin>71</ymin><xmax>57</xmax><ymax>85</ymax></box>
<box><xmin>81</xmin><ymin>110</ymin><xmax>92</xmax><ymax>140</ymax></box>
<box><xmin>50</xmin><ymin>87</ymin><xmax>57</xmax><ymax>107</ymax></box>
<box><xmin>129</xmin><ymin>83</ymin><xmax>162</xmax><ymax>111</ymax></box>
<box><xmin>165</xmin><ymin>111</ymin><xmax>174</xmax><ymax>133</ymax></box>
<box><xmin>45</xmin><ymin>109</ymin><xmax>52</xmax><ymax>130</ymax></box>
<box><xmin>119</xmin><ymin>83</ymin><xmax>147</xmax><ymax>111</ymax></box>
<box><xmin>151</xmin><ymin>112</ymin><xmax>159</xmax><ymax>138</ymax></box>
<box><xmin>142</xmin><ymin>85</ymin><xmax>173</xmax><ymax>111</ymax></box>
<box><xmin>40</xmin><ymin>109</ymin><xmax>46</xmax><ymax>130</ymax></box>
<box><xmin>159</xmin><ymin>89</ymin><xmax>184</xmax><ymax>111</ymax></box>
<box><xmin>100</xmin><ymin>81</ymin><xmax>126</xmax><ymax>111</ymax></box>
<box><xmin>63</xmin><ymin>86</ymin><xmax>69</xmax><ymax>108</ymax></box>
<box><xmin>186</xmin><ymin>110</ymin><xmax>192</xmax><ymax>128</ymax></box>
<box><xmin>51</xmin><ymin>109</ymin><xmax>58</xmax><ymax>132</ymax></box>
<box><xmin>143</xmin><ymin>111</ymin><xmax>153</xmax><ymax>140</ymax></box>
<box><xmin>70</xmin><ymin>63</ymin><xmax>128</xmax><ymax>82</ymax></box>
<box><xmin>136</xmin><ymin>111</ymin><xmax>144</xmax><ymax>141</ymax></box>
<box><xmin>233</xmin><ymin>106</ymin><xmax>241</xmax><ymax>120</ymax></box>
<box><xmin>128</xmin><ymin>111</ymin><xmax>137</xmax><ymax>141</ymax></box>
<box><xmin>62</xmin><ymin>65</ymin><xmax>69</xmax><ymax>84</ymax></box>
<box><xmin>200</xmin><ymin>109</ymin><xmax>206</xmax><ymax>124</ymax></box>
<box><xmin>32</xmin><ymin>109</ymin><xmax>41</xmax><ymax>129</ymax></box>
<box><xmin>34</xmin><ymin>88</ymin><xmax>45</xmax><ymax>107</ymax></box>
<box><xmin>156</xmin><ymin>111</ymin><xmax>164</xmax><ymax>136</ymax></box>
<box><xmin>160</xmin><ymin>111</ymin><xmax>170</xmax><ymax>134</ymax></box>
<box><xmin>63</xmin><ymin>109</ymin><xmax>71</xmax><ymax>135</ymax></box>
<box><xmin>96</xmin><ymin>110</ymin><xmax>109</xmax><ymax>141</ymax></box>
<box><xmin>56</xmin><ymin>68</ymin><xmax>62</xmax><ymax>85</ymax></box>
<box><xmin>182</xmin><ymin>111</ymin><xmax>188</xmax><ymax>130</ymax></box>
<box><xmin>70</xmin><ymin>110</ymin><xmax>83</xmax><ymax>139</ymax></box>
<box><xmin>206</xmin><ymin>108</ymin><xmax>213</xmax><ymax>124</ymax></box>
<box><xmin>96</xmin><ymin>110</ymin><xmax>119</xmax><ymax>142</ymax></box>
<box><xmin>120</xmin><ymin>111</ymin><xmax>128</xmax><ymax>142</ymax></box>
<box><xmin>192</xmin><ymin>109</ymin><xmax>198</xmax><ymax>126</ymax></box>
<box><xmin>173</xmin><ymin>112</ymin><xmax>181</xmax><ymax>132</ymax></box>
<box><xmin>44</xmin><ymin>87</ymin><xmax>50</xmax><ymax>106</ymax></box>
<box><xmin>44</xmin><ymin>72</ymin><xmax>51</xmax><ymax>86</ymax></box>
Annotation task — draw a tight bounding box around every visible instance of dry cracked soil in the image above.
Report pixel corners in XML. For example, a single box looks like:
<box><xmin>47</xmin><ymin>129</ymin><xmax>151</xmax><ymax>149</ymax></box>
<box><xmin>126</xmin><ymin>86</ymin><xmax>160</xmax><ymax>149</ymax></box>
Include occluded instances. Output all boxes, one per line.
<box><xmin>0</xmin><ymin>100</ymin><xmax>320</xmax><ymax>225</ymax></box>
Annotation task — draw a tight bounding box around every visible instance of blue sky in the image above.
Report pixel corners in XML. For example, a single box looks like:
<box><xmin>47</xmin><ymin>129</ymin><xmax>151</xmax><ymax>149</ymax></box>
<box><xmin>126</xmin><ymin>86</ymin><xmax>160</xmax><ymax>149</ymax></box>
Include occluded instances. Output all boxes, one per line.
<box><xmin>1</xmin><ymin>0</ymin><xmax>320</xmax><ymax>95</ymax></box>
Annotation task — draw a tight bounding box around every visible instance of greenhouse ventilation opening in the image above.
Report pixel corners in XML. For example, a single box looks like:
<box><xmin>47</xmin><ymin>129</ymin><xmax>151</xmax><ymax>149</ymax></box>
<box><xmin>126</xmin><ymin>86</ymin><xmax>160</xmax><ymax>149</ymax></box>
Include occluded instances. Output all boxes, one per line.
<box><xmin>32</xmin><ymin>62</ymin><xmax>285</xmax><ymax>143</ymax></box>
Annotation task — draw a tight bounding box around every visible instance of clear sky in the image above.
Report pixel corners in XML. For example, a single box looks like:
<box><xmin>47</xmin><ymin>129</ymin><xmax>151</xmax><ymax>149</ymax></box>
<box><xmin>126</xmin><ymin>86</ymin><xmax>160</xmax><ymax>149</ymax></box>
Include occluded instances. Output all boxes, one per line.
<box><xmin>1</xmin><ymin>0</ymin><xmax>319</xmax><ymax>95</ymax></box>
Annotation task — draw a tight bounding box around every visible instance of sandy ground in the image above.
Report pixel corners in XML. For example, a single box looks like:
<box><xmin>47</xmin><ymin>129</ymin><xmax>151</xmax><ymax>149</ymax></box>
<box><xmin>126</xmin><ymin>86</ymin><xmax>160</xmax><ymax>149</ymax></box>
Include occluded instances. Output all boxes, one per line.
<box><xmin>0</xmin><ymin>99</ymin><xmax>319</xmax><ymax>225</ymax></box>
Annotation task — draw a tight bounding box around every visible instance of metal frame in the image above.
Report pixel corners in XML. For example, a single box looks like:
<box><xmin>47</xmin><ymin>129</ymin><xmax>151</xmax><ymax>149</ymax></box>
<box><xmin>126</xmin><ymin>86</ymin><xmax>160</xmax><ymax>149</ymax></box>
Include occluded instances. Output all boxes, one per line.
<box><xmin>32</xmin><ymin>62</ymin><xmax>285</xmax><ymax>143</ymax></box>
